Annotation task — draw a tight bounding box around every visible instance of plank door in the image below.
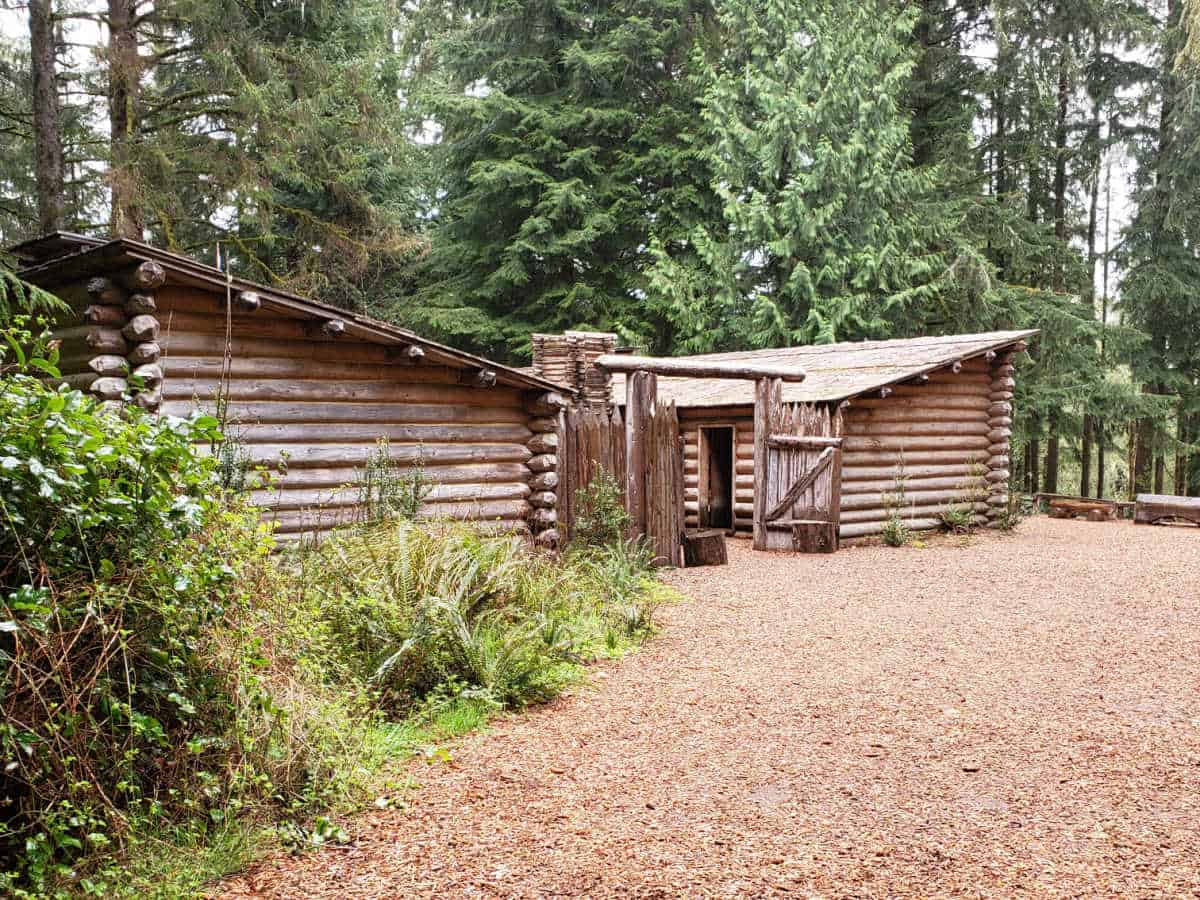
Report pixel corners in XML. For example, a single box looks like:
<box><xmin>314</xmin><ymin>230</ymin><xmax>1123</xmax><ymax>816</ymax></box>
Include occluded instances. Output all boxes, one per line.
<box><xmin>753</xmin><ymin>378</ymin><xmax>843</xmax><ymax>552</ymax></box>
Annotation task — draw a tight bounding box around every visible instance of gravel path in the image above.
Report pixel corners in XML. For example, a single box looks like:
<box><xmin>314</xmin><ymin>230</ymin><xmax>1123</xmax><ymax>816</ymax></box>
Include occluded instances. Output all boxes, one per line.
<box><xmin>220</xmin><ymin>518</ymin><xmax>1200</xmax><ymax>898</ymax></box>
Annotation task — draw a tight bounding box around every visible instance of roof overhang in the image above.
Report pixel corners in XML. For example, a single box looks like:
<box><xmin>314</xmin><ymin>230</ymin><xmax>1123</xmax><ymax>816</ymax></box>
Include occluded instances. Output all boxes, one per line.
<box><xmin>18</xmin><ymin>236</ymin><xmax>569</xmax><ymax>396</ymax></box>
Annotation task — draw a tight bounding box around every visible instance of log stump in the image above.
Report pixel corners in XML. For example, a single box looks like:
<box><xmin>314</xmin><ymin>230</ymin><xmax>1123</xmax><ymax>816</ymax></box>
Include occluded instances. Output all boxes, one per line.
<box><xmin>683</xmin><ymin>529</ymin><xmax>728</xmax><ymax>567</ymax></box>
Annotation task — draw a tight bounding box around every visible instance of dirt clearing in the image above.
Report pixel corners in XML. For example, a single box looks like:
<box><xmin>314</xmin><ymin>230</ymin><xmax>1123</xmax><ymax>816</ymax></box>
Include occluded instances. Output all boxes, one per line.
<box><xmin>221</xmin><ymin>518</ymin><xmax>1200</xmax><ymax>897</ymax></box>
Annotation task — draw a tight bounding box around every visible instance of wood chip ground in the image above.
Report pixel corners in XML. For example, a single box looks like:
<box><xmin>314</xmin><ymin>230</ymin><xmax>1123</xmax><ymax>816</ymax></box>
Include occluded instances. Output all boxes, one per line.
<box><xmin>218</xmin><ymin>518</ymin><xmax>1200</xmax><ymax>897</ymax></box>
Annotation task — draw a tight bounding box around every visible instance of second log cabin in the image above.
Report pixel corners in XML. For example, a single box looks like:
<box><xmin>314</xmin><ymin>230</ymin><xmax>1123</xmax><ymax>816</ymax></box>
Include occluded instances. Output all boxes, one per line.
<box><xmin>534</xmin><ymin>329</ymin><xmax>1036</xmax><ymax>541</ymax></box>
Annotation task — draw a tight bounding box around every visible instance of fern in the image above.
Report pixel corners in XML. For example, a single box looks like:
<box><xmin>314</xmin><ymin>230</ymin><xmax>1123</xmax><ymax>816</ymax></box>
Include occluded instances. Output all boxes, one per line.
<box><xmin>0</xmin><ymin>268</ymin><xmax>68</xmax><ymax>324</ymax></box>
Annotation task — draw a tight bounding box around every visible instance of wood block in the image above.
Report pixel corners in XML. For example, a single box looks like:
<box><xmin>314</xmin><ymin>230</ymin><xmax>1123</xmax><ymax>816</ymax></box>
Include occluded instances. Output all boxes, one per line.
<box><xmin>791</xmin><ymin>520</ymin><xmax>838</xmax><ymax>553</ymax></box>
<box><xmin>683</xmin><ymin>529</ymin><xmax>728</xmax><ymax>567</ymax></box>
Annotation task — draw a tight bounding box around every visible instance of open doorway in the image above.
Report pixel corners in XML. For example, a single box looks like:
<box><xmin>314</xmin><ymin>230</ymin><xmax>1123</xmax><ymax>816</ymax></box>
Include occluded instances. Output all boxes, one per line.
<box><xmin>699</xmin><ymin>426</ymin><xmax>735</xmax><ymax>532</ymax></box>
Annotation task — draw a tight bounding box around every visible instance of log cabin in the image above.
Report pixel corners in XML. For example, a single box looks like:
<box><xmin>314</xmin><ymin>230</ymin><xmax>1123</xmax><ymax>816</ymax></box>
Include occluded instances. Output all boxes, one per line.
<box><xmin>533</xmin><ymin>329</ymin><xmax>1036</xmax><ymax>541</ymax></box>
<box><xmin>14</xmin><ymin>233</ymin><xmax>569</xmax><ymax>545</ymax></box>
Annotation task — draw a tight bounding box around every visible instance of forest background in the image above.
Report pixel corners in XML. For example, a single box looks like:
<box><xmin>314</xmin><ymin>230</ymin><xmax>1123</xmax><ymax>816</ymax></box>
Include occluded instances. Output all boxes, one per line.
<box><xmin>1</xmin><ymin>0</ymin><xmax>1199</xmax><ymax>499</ymax></box>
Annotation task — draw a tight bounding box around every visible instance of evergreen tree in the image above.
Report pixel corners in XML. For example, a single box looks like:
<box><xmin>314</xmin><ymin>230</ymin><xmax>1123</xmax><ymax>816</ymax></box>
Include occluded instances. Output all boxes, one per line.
<box><xmin>409</xmin><ymin>0</ymin><xmax>718</xmax><ymax>360</ymax></box>
<box><xmin>650</xmin><ymin>0</ymin><xmax>956</xmax><ymax>349</ymax></box>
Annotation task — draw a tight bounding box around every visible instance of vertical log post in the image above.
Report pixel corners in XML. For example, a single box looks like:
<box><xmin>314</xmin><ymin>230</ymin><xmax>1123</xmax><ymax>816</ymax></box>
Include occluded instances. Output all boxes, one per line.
<box><xmin>985</xmin><ymin>343</ymin><xmax>1022</xmax><ymax>524</ymax></box>
<box><xmin>752</xmin><ymin>377</ymin><xmax>781</xmax><ymax>550</ymax></box>
<box><xmin>625</xmin><ymin>370</ymin><xmax>657</xmax><ymax>541</ymax></box>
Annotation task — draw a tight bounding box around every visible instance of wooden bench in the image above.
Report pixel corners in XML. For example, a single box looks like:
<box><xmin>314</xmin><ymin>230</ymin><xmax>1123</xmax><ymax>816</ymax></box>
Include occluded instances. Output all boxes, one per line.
<box><xmin>1047</xmin><ymin>498</ymin><xmax>1115</xmax><ymax>521</ymax></box>
<box><xmin>1134</xmin><ymin>494</ymin><xmax>1200</xmax><ymax>527</ymax></box>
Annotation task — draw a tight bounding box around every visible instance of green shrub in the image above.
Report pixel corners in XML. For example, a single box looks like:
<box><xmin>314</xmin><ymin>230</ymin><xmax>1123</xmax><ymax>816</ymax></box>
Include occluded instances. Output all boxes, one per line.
<box><xmin>354</xmin><ymin>437</ymin><xmax>431</xmax><ymax>525</ymax></box>
<box><xmin>0</xmin><ymin>375</ymin><xmax>224</xmax><ymax>591</ymax></box>
<box><xmin>880</xmin><ymin>514</ymin><xmax>910</xmax><ymax>547</ymax></box>
<box><xmin>937</xmin><ymin>504</ymin><xmax>976</xmax><ymax>533</ymax></box>
<box><xmin>571</xmin><ymin>471</ymin><xmax>630</xmax><ymax>548</ymax></box>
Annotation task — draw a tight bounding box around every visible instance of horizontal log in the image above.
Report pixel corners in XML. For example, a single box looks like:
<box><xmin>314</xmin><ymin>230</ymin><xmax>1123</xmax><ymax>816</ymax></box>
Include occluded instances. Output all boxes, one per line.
<box><xmin>527</xmin><ymin>432</ymin><xmax>558</xmax><ymax>454</ymax></box>
<box><xmin>162</xmin><ymin>398</ymin><xmax>528</xmax><ymax>426</ymax></box>
<box><xmin>534</xmin><ymin>528</ymin><xmax>558</xmax><ymax>547</ymax></box>
<box><xmin>216</xmin><ymin>442</ymin><xmax>533</xmax><ymax>469</ymax></box>
<box><xmin>596</xmin><ymin>354</ymin><xmax>807</xmax><ymax>381</ymax></box>
<box><xmin>847</xmin><ymin>394</ymin><xmax>989</xmax><ymax>411</ymax></box>
<box><xmin>162</xmin><ymin>377</ymin><xmax>524</xmax><ymax>408</ymax></box>
<box><xmin>119</xmin><ymin>260</ymin><xmax>166</xmax><ymax>291</ymax></box>
<box><xmin>161</xmin><ymin>330</ymin><xmax>428</xmax><ymax>366</ymax></box>
<box><xmin>91</xmin><ymin>376</ymin><xmax>128</xmax><ymax>400</ymax></box>
<box><xmin>235</xmin><ymin>291</ymin><xmax>261</xmax><ymax>312</ymax></box>
<box><xmin>130</xmin><ymin>363</ymin><xmax>163</xmax><ymax>386</ymax></box>
<box><xmin>84</xmin><ymin>304</ymin><xmax>127</xmax><ymax>326</ymax></box>
<box><xmin>125</xmin><ymin>293</ymin><xmax>157</xmax><ymax>316</ymax></box>
<box><xmin>160</xmin><ymin>353</ymin><xmax>474</xmax><ymax>386</ymax></box>
<box><xmin>229</xmin><ymin>422</ymin><xmax>533</xmax><ymax>445</ymax></box>
<box><xmin>845</xmin><ymin>421</ymin><xmax>990</xmax><ymax>438</ymax></box>
<box><xmin>987</xmin><ymin>455</ymin><xmax>1010</xmax><ymax>470</ymax></box>
<box><xmin>985</xmin><ymin>469</ymin><xmax>1010</xmax><ymax>483</ymax></box>
<box><xmin>53</xmin><ymin>372</ymin><xmax>99</xmax><ymax>390</ymax></box>
<box><xmin>122</xmin><ymin>314</ymin><xmax>160</xmax><ymax>343</ymax></box>
<box><xmin>841</xmin><ymin>449</ymin><xmax>992</xmax><ymax>468</ymax></box>
<box><xmin>842</xmin><ymin>462</ymin><xmax>979</xmax><ymax>482</ymax></box>
<box><xmin>987</xmin><ymin>401</ymin><xmax>1012</xmax><ymax>417</ymax></box>
<box><xmin>128</xmin><ymin>341</ymin><xmax>161</xmax><ymax>365</ymax></box>
<box><xmin>530</xmin><ymin>471</ymin><xmax>558</xmax><ymax>491</ymax></box>
<box><xmin>528</xmin><ymin>453</ymin><xmax>557</xmax><ymax>473</ymax></box>
<box><xmin>267</xmin><ymin>462</ymin><xmax>532</xmax><ymax>489</ymax></box>
<box><xmin>529</xmin><ymin>491</ymin><xmax>556</xmax><ymax>509</ymax></box>
<box><xmin>131</xmin><ymin>386</ymin><xmax>162</xmax><ymax>410</ymax></box>
<box><xmin>842</xmin><ymin>489</ymin><xmax>984</xmax><ymax>512</ymax></box>
<box><xmin>839</xmin><ymin>501</ymin><xmax>987</xmax><ymax>525</ymax></box>
<box><xmin>526</xmin><ymin>391</ymin><xmax>569</xmax><ymax>416</ymax></box>
<box><xmin>530</xmin><ymin>507</ymin><xmax>557</xmax><ymax>527</ymax></box>
<box><xmin>992</xmin><ymin>376</ymin><xmax>1016</xmax><ymax>391</ymax></box>
<box><xmin>528</xmin><ymin>417</ymin><xmax>558</xmax><ymax>433</ymax></box>
<box><xmin>87</xmin><ymin>276</ymin><xmax>126</xmax><ymax>304</ymax></box>
<box><xmin>987</xmin><ymin>428</ymin><xmax>1012</xmax><ymax>443</ymax></box>
<box><xmin>55</xmin><ymin>325</ymin><xmax>129</xmax><ymax>356</ymax></box>
<box><xmin>987</xmin><ymin>416</ymin><xmax>1013</xmax><ymax>429</ymax></box>
<box><xmin>841</xmin><ymin>475</ymin><xmax>983</xmax><ymax>497</ymax></box>
<box><xmin>994</xmin><ymin>364</ymin><xmax>1015</xmax><ymax>377</ymax></box>
<box><xmin>845</xmin><ymin>410</ymin><xmax>988</xmax><ymax>427</ymax></box>
<box><xmin>843</xmin><ymin>435</ymin><xmax>991</xmax><ymax>453</ymax></box>
<box><xmin>989</xmin><ymin>390</ymin><xmax>1014</xmax><ymax>401</ymax></box>
<box><xmin>252</xmin><ymin>482</ymin><xmax>531</xmax><ymax>510</ymax></box>
<box><xmin>83</xmin><ymin>354</ymin><xmax>129</xmax><ymax>377</ymax></box>
<box><xmin>840</xmin><ymin>518</ymin><xmax>942</xmax><ymax>539</ymax></box>
<box><xmin>987</xmin><ymin>442</ymin><xmax>1008</xmax><ymax>456</ymax></box>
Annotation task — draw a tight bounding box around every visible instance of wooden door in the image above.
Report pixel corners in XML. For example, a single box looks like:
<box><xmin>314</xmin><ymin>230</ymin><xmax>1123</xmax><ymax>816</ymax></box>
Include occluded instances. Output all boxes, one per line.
<box><xmin>753</xmin><ymin>378</ymin><xmax>843</xmax><ymax>552</ymax></box>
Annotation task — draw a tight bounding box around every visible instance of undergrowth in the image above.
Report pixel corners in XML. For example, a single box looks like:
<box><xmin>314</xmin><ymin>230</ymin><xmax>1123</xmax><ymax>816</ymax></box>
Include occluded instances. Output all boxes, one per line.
<box><xmin>0</xmin><ymin>323</ymin><xmax>665</xmax><ymax>896</ymax></box>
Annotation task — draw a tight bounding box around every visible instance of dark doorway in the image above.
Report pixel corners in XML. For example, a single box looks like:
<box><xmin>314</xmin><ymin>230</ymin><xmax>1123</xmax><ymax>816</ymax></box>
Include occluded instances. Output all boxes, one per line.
<box><xmin>699</xmin><ymin>426</ymin><xmax>735</xmax><ymax>531</ymax></box>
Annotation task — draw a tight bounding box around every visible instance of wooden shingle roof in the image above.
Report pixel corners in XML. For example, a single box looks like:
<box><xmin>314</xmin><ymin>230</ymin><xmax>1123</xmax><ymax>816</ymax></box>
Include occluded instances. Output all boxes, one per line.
<box><xmin>613</xmin><ymin>330</ymin><xmax>1037</xmax><ymax>408</ymax></box>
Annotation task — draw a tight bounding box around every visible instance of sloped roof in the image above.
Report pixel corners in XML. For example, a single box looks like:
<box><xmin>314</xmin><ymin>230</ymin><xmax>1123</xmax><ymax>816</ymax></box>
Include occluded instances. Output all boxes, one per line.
<box><xmin>15</xmin><ymin>234</ymin><xmax>566</xmax><ymax>394</ymax></box>
<box><xmin>612</xmin><ymin>330</ymin><xmax>1037</xmax><ymax>407</ymax></box>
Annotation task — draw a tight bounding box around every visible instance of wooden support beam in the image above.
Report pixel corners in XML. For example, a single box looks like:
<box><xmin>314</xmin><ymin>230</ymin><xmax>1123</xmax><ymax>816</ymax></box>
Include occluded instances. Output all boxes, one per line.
<box><xmin>594</xmin><ymin>354</ymin><xmax>806</xmax><ymax>382</ymax></box>
<box><xmin>625</xmin><ymin>370</ymin><xmax>656</xmax><ymax>540</ymax></box>
<box><xmin>467</xmin><ymin>368</ymin><xmax>497</xmax><ymax>388</ymax></box>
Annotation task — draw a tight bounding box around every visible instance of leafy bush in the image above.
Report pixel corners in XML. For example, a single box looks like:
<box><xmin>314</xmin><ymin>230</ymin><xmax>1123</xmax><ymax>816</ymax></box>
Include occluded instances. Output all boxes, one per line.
<box><xmin>571</xmin><ymin>471</ymin><xmax>630</xmax><ymax>548</ymax></box>
<box><xmin>0</xmin><ymin>374</ymin><xmax>224</xmax><ymax>591</ymax></box>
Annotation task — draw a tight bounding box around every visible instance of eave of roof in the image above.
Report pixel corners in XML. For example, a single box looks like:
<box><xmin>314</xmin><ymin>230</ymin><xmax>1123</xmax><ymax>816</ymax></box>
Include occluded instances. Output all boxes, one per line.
<box><xmin>18</xmin><ymin>236</ymin><xmax>568</xmax><ymax>395</ymax></box>
<box><xmin>612</xmin><ymin>329</ymin><xmax>1039</xmax><ymax>408</ymax></box>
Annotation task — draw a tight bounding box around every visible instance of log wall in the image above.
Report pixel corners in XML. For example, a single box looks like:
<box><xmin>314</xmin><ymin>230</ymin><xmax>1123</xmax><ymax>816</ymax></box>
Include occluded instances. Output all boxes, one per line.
<box><xmin>140</xmin><ymin>284</ymin><xmax>548</xmax><ymax>541</ymax></box>
<box><xmin>47</xmin><ymin>261</ymin><xmax>166</xmax><ymax>413</ymax></box>
<box><xmin>679</xmin><ymin>353</ymin><xmax>1018</xmax><ymax>540</ymax></box>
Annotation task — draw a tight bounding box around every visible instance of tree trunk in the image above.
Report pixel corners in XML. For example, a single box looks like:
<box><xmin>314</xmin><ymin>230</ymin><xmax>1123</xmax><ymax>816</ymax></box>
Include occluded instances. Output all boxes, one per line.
<box><xmin>1044</xmin><ymin>425</ymin><xmax>1059</xmax><ymax>495</ymax></box>
<box><xmin>1028</xmin><ymin>415</ymin><xmax>1041</xmax><ymax>495</ymax></box>
<box><xmin>108</xmin><ymin>0</ymin><xmax>142</xmax><ymax>239</ymax></box>
<box><xmin>1080</xmin><ymin>414</ymin><xmax>1092</xmax><ymax>498</ymax></box>
<box><xmin>1096</xmin><ymin>418</ymin><xmax>1106</xmax><ymax>498</ymax></box>
<box><xmin>29</xmin><ymin>0</ymin><xmax>64</xmax><ymax>233</ymax></box>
